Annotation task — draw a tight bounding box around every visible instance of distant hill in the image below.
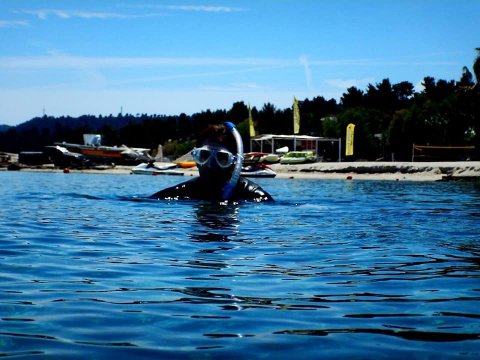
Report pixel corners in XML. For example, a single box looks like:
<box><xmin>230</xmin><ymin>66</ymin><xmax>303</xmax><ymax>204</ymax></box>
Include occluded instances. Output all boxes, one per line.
<box><xmin>0</xmin><ymin>113</ymin><xmax>181</xmax><ymax>153</ymax></box>
<box><xmin>14</xmin><ymin>114</ymin><xmax>148</xmax><ymax>133</ymax></box>
<box><xmin>0</xmin><ymin>124</ymin><xmax>11</xmax><ymax>132</ymax></box>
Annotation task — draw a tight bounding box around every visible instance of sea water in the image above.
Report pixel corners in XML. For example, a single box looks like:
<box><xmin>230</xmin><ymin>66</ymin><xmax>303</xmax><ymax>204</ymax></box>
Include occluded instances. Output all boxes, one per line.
<box><xmin>0</xmin><ymin>171</ymin><xmax>479</xmax><ymax>359</ymax></box>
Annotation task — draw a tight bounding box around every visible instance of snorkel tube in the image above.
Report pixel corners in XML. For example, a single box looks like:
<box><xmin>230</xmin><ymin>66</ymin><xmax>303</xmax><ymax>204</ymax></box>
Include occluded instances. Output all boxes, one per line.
<box><xmin>222</xmin><ymin>121</ymin><xmax>244</xmax><ymax>200</ymax></box>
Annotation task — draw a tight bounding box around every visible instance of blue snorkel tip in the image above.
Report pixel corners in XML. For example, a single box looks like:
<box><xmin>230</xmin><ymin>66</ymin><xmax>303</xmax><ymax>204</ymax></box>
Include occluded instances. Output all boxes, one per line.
<box><xmin>224</xmin><ymin>121</ymin><xmax>235</xmax><ymax>130</ymax></box>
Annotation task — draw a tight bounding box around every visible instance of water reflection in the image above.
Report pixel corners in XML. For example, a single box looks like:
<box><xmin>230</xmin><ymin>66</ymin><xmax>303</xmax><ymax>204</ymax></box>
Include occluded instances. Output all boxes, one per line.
<box><xmin>188</xmin><ymin>203</ymin><xmax>241</xmax><ymax>243</ymax></box>
<box><xmin>169</xmin><ymin>203</ymin><xmax>244</xmax><ymax>274</ymax></box>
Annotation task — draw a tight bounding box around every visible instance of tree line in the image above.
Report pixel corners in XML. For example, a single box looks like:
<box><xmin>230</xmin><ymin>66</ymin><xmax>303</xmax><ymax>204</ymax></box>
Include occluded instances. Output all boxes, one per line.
<box><xmin>1</xmin><ymin>52</ymin><xmax>479</xmax><ymax>161</ymax></box>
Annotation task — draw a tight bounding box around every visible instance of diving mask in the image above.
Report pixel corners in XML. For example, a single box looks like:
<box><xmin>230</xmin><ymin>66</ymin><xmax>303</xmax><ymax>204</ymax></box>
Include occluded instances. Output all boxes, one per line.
<box><xmin>192</xmin><ymin>146</ymin><xmax>236</xmax><ymax>169</ymax></box>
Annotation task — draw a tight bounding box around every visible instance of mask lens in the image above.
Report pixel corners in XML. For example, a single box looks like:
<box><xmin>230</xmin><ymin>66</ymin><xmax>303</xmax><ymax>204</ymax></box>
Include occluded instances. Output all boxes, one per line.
<box><xmin>216</xmin><ymin>151</ymin><xmax>233</xmax><ymax>168</ymax></box>
<box><xmin>198</xmin><ymin>149</ymin><xmax>211</xmax><ymax>164</ymax></box>
<box><xmin>192</xmin><ymin>147</ymin><xmax>211</xmax><ymax>165</ymax></box>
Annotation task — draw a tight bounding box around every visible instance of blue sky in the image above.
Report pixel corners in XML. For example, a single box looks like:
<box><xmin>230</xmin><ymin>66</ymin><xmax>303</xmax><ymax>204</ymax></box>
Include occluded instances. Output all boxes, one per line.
<box><xmin>0</xmin><ymin>0</ymin><xmax>478</xmax><ymax>126</ymax></box>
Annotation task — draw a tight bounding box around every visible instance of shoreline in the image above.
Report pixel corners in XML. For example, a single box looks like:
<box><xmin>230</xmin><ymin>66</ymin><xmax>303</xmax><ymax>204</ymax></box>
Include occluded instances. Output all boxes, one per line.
<box><xmin>268</xmin><ymin>161</ymin><xmax>480</xmax><ymax>181</ymax></box>
<box><xmin>3</xmin><ymin>161</ymin><xmax>480</xmax><ymax>181</ymax></box>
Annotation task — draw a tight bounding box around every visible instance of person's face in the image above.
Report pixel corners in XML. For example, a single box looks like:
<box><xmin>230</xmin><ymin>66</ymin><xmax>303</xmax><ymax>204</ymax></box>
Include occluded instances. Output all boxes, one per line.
<box><xmin>195</xmin><ymin>141</ymin><xmax>235</xmax><ymax>185</ymax></box>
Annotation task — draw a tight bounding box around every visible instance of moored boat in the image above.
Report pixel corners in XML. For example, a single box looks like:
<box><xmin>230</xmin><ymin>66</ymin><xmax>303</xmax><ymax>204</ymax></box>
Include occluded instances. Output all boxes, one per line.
<box><xmin>131</xmin><ymin>162</ymin><xmax>183</xmax><ymax>176</ymax></box>
<box><xmin>244</xmin><ymin>152</ymin><xmax>280</xmax><ymax>164</ymax></box>
<box><xmin>279</xmin><ymin>150</ymin><xmax>317</xmax><ymax>164</ymax></box>
<box><xmin>55</xmin><ymin>134</ymin><xmax>152</xmax><ymax>165</ymax></box>
<box><xmin>241</xmin><ymin>163</ymin><xmax>277</xmax><ymax>178</ymax></box>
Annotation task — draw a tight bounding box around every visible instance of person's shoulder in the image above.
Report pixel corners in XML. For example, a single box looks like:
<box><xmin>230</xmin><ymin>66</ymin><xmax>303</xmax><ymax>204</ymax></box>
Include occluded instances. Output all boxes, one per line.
<box><xmin>238</xmin><ymin>176</ymin><xmax>262</xmax><ymax>189</ymax></box>
<box><xmin>237</xmin><ymin>177</ymin><xmax>274</xmax><ymax>202</ymax></box>
<box><xmin>149</xmin><ymin>177</ymin><xmax>200</xmax><ymax>199</ymax></box>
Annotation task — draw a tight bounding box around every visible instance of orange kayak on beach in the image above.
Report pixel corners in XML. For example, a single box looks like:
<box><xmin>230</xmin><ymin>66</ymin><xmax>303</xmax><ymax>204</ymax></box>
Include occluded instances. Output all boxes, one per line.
<box><xmin>176</xmin><ymin>161</ymin><xmax>196</xmax><ymax>169</ymax></box>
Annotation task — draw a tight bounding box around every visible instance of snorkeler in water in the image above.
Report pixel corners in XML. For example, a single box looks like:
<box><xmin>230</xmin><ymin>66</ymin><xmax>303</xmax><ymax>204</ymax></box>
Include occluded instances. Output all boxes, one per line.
<box><xmin>150</xmin><ymin>122</ymin><xmax>273</xmax><ymax>202</ymax></box>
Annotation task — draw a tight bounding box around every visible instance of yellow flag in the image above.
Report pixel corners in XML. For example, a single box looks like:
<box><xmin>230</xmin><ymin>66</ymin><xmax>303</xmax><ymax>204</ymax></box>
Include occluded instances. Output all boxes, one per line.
<box><xmin>293</xmin><ymin>97</ymin><xmax>300</xmax><ymax>134</ymax></box>
<box><xmin>248</xmin><ymin>106</ymin><xmax>255</xmax><ymax>137</ymax></box>
<box><xmin>346</xmin><ymin>123</ymin><xmax>355</xmax><ymax>156</ymax></box>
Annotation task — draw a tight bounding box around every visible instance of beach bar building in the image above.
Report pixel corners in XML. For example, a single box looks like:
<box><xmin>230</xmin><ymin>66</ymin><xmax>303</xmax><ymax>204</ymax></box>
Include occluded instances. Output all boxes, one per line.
<box><xmin>250</xmin><ymin>134</ymin><xmax>342</xmax><ymax>162</ymax></box>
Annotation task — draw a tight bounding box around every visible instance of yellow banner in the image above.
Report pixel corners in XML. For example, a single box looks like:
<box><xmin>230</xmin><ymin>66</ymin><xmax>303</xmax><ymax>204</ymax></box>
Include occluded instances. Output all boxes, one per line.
<box><xmin>293</xmin><ymin>97</ymin><xmax>300</xmax><ymax>134</ymax></box>
<box><xmin>248</xmin><ymin>106</ymin><xmax>255</xmax><ymax>137</ymax></box>
<box><xmin>346</xmin><ymin>123</ymin><xmax>355</xmax><ymax>156</ymax></box>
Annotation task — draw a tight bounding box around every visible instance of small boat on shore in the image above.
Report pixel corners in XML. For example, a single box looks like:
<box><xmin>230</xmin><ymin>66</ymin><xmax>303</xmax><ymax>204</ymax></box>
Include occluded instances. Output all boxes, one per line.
<box><xmin>242</xmin><ymin>152</ymin><xmax>278</xmax><ymax>177</ymax></box>
<box><xmin>244</xmin><ymin>152</ymin><xmax>280</xmax><ymax>164</ymax></box>
<box><xmin>241</xmin><ymin>164</ymin><xmax>277</xmax><ymax>178</ymax></box>
<box><xmin>280</xmin><ymin>151</ymin><xmax>317</xmax><ymax>164</ymax></box>
<box><xmin>56</xmin><ymin>134</ymin><xmax>152</xmax><ymax>165</ymax></box>
<box><xmin>176</xmin><ymin>161</ymin><xmax>196</xmax><ymax>169</ymax></box>
<box><xmin>131</xmin><ymin>162</ymin><xmax>184</xmax><ymax>176</ymax></box>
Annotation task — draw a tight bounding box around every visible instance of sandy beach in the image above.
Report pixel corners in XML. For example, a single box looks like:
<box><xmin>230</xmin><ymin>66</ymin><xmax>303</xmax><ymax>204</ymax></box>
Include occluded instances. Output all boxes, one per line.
<box><xmin>6</xmin><ymin>161</ymin><xmax>480</xmax><ymax>181</ymax></box>
<box><xmin>267</xmin><ymin>161</ymin><xmax>480</xmax><ymax>181</ymax></box>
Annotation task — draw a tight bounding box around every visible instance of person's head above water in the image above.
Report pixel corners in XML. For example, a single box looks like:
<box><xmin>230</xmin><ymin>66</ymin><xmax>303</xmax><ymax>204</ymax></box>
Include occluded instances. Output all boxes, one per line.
<box><xmin>197</xmin><ymin>123</ymin><xmax>238</xmax><ymax>153</ymax></box>
<box><xmin>192</xmin><ymin>122</ymin><xmax>243</xmax><ymax>191</ymax></box>
<box><xmin>149</xmin><ymin>121</ymin><xmax>272</xmax><ymax>202</ymax></box>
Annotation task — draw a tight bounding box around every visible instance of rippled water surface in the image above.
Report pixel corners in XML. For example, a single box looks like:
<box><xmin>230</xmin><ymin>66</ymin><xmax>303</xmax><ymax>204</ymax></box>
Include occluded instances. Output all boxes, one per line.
<box><xmin>1</xmin><ymin>171</ymin><xmax>479</xmax><ymax>359</ymax></box>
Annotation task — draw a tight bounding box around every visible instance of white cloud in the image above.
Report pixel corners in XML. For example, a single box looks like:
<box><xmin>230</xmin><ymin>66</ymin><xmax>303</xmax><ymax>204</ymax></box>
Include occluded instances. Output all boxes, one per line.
<box><xmin>414</xmin><ymin>80</ymin><xmax>425</xmax><ymax>93</ymax></box>
<box><xmin>123</xmin><ymin>4</ymin><xmax>242</xmax><ymax>13</ymax></box>
<box><xmin>166</xmin><ymin>5</ymin><xmax>242</xmax><ymax>13</ymax></box>
<box><xmin>110</xmin><ymin>67</ymin><xmax>282</xmax><ymax>87</ymax></box>
<box><xmin>20</xmin><ymin>9</ymin><xmax>147</xmax><ymax>20</ymax></box>
<box><xmin>324</xmin><ymin>78</ymin><xmax>375</xmax><ymax>89</ymax></box>
<box><xmin>299</xmin><ymin>55</ymin><xmax>314</xmax><ymax>91</ymax></box>
<box><xmin>18</xmin><ymin>5</ymin><xmax>241</xmax><ymax>21</ymax></box>
<box><xmin>1</xmin><ymin>54</ymin><xmax>451</xmax><ymax>72</ymax></box>
<box><xmin>200</xmin><ymin>82</ymin><xmax>266</xmax><ymax>92</ymax></box>
<box><xmin>0</xmin><ymin>55</ymin><xmax>296</xmax><ymax>69</ymax></box>
<box><xmin>0</xmin><ymin>87</ymin><xmax>296</xmax><ymax>125</ymax></box>
<box><xmin>309</xmin><ymin>57</ymin><xmax>458</xmax><ymax>67</ymax></box>
<box><xmin>0</xmin><ymin>20</ymin><xmax>29</xmax><ymax>27</ymax></box>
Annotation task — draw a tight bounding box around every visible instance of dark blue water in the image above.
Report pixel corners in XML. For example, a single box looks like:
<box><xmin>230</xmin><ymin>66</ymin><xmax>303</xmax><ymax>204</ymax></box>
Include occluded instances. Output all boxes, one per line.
<box><xmin>1</xmin><ymin>171</ymin><xmax>479</xmax><ymax>359</ymax></box>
